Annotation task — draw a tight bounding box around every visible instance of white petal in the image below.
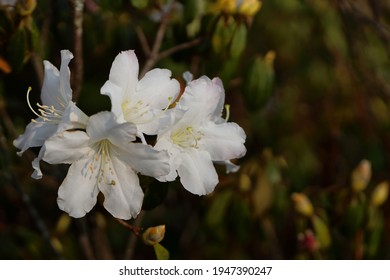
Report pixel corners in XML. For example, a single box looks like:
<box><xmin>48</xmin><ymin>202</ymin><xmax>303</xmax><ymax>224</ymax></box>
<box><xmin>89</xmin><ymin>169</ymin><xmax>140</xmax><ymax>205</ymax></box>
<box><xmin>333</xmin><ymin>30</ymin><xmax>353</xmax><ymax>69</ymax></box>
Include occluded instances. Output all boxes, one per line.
<box><xmin>177</xmin><ymin>150</ymin><xmax>219</xmax><ymax>195</ymax></box>
<box><xmin>104</xmin><ymin>50</ymin><xmax>139</xmax><ymax>101</ymax></box>
<box><xmin>210</xmin><ymin>77</ymin><xmax>226</xmax><ymax>121</ymax></box>
<box><xmin>136</xmin><ymin>111</ymin><xmax>173</xmax><ymax>135</ymax></box>
<box><xmin>168</xmin><ymin>105</ymin><xmax>203</xmax><ymax>131</ymax></box>
<box><xmin>13</xmin><ymin>120</ymin><xmax>57</xmax><ymax>155</ymax></box>
<box><xmin>179</xmin><ymin>76</ymin><xmax>225</xmax><ymax>122</ymax></box>
<box><xmin>136</xmin><ymin>68</ymin><xmax>180</xmax><ymax>109</ymax></box>
<box><xmin>58</xmin><ymin>102</ymin><xmax>89</xmax><ymax>132</ymax></box>
<box><xmin>31</xmin><ymin>147</ymin><xmax>46</xmax><ymax>179</ymax></box>
<box><xmin>199</xmin><ymin>121</ymin><xmax>246</xmax><ymax>161</ymax></box>
<box><xmin>214</xmin><ymin>160</ymin><xmax>240</xmax><ymax>174</ymax></box>
<box><xmin>31</xmin><ymin>157</ymin><xmax>43</xmax><ymax>179</ymax></box>
<box><xmin>137</xmin><ymin>104</ymin><xmax>177</xmax><ymax>135</ymax></box>
<box><xmin>40</xmin><ymin>50</ymin><xmax>73</xmax><ymax>109</ymax></box>
<box><xmin>99</xmin><ymin>156</ymin><xmax>144</xmax><ymax>220</ymax></box>
<box><xmin>183</xmin><ymin>71</ymin><xmax>193</xmax><ymax>84</ymax></box>
<box><xmin>57</xmin><ymin>157</ymin><xmax>100</xmax><ymax>218</ymax></box>
<box><xmin>40</xmin><ymin>61</ymin><xmax>61</xmax><ymax>108</ymax></box>
<box><xmin>115</xmin><ymin>143</ymin><xmax>170</xmax><ymax>178</ymax></box>
<box><xmin>158</xmin><ymin>155</ymin><xmax>178</xmax><ymax>182</ymax></box>
<box><xmin>58</xmin><ymin>50</ymin><xmax>74</xmax><ymax>103</ymax></box>
<box><xmin>154</xmin><ymin>136</ymin><xmax>180</xmax><ymax>182</ymax></box>
<box><xmin>43</xmin><ymin>130</ymin><xmax>91</xmax><ymax>164</ymax></box>
<box><xmin>100</xmin><ymin>81</ymin><xmax>125</xmax><ymax>122</ymax></box>
<box><xmin>87</xmin><ymin>111</ymin><xmax>136</xmax><ymax>143</ymax></box>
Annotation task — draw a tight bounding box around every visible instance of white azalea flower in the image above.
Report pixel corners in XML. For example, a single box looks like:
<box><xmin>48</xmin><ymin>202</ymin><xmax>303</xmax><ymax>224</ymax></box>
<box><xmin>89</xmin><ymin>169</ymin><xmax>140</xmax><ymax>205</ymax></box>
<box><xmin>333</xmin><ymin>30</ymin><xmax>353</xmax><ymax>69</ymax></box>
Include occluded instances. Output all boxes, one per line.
<box><xmin>100</xmin><ymin>50</ymin><xmax>180</xmax><ymax>140</ymax></box>
<box><xmin>13</xmin><ymin>50</ymin><xmax>88</xmax><ymax>179</ymax></box>
<box><xmin>155</xmin><ymin>76</ymin><xmax>246</xmax><ymax>195</ymax></box>
<box><xmin>42</xmin><ymin>111</ymin><xmax>170</xmax><ymax>219</ymax></box>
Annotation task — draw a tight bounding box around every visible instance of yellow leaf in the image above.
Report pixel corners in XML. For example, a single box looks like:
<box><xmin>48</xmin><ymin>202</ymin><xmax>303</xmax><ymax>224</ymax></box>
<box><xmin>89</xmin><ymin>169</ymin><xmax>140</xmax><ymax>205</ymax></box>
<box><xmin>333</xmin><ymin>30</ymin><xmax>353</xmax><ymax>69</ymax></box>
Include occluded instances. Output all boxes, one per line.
<box><xmin>153</xmin><ymin>243</ymin><xmax>170</xmax><ymax>260</ymax></box>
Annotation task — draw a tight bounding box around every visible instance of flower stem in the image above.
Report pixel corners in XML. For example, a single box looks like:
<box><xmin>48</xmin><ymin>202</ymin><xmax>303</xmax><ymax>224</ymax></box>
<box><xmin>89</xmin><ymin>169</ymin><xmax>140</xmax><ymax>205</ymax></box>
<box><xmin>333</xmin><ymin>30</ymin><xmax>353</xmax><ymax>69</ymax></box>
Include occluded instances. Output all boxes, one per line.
<box><xmin>115</xmin><ymin>217</ymin><xmax>143</xmax><ymax>236</ymax></box>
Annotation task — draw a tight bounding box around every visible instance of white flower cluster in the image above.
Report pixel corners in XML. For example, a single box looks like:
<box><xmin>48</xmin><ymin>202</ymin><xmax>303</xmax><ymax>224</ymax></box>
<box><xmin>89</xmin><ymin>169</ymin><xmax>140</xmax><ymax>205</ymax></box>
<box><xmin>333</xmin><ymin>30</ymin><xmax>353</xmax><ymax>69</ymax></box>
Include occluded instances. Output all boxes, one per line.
<box><xmin>14</xmin><ymin>50</ymin><xmax>247</xmax><ymax>220</ymax></box>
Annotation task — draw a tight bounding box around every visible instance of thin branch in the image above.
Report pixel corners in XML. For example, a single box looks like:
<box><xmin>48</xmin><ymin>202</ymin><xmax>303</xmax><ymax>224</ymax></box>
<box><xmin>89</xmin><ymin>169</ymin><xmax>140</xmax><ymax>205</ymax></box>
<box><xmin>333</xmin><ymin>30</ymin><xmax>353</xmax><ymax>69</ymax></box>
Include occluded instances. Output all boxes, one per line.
<box><xmin>115</xmin><ymin>217</ymin><xmax>143</xmax><ymax>236</ymax></box>
<box><xmin>89</xmin><ymin>214</ymin><xmax>114</xmax><ymax>259</ymax></box>
<box><xmin>69</xmin><ymin>0</ymin><xmax>85</xmax><ymax>102</ymax></box>
<box><xmin>158</xmin><ymin>37</ymin><xmax>203</xmax><ymax>61</ymax></box>
<box><xmin>338</xmin><ymin>0</ymin><xmax>390</xmax><ymax>46</ymax></box>
<box><xmin>138</xmin><ymin>3</ymin><xmax>202</xmax><ymax>77</ymax></box>
<box><xmin>122</xmin><ymin>211</ymin><xmax>145</xmax><ymax>259</ymax></box>
<box><xmin>134</xmin><ymin>25</ymin><xmax>151</xmax><ymax>56</ymax></box>
<box><xmin>139</xmin><ymin>13</ymin><xmax>170</xmax><ymax>77</ymax></box>
<box><xmin>75</xmin><ymin>218</ymin><xmax>95</xmax><ymax>259</ymax></box>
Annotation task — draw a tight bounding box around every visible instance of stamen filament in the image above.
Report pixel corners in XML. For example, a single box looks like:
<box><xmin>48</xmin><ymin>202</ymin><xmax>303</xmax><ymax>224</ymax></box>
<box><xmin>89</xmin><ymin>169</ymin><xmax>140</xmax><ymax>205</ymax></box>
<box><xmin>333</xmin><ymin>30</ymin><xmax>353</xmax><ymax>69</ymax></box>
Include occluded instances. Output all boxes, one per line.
<box><xmin>26</xmin><ymin>86</ymin><xmax>65</xmax><ymax>124</ymax></box>
<box><xmin>172</xmin><ymin>126</ymin><xmax>202</xmax><ymax>149</ymax></box>
<box><xmin>224</xmin><ymin>104</ymin><xmax>230</xmax><ymax>122</ymax></box>
<box><xmin>186</xmin><ymin>127</ymin><xmax>199</xmax><ymax>148</ymax></box>
<box><xmin>26</xmin><ymin>87</ymin><xmax>44</xmax><ymax>120</ymax></box>
<box><xmin>96</xmin><ymin>140</ymin><xmax>117</xmax><ymax>186</ymax></box>
<box><xmin>127</xmin><ymin>96</ymin><xmax>174</xmax><ymax>125</ymax></box>
<box><xmin>56</xmin><ymin>95</ymin><xmax>67</xmax><ymax>109</ymax></box>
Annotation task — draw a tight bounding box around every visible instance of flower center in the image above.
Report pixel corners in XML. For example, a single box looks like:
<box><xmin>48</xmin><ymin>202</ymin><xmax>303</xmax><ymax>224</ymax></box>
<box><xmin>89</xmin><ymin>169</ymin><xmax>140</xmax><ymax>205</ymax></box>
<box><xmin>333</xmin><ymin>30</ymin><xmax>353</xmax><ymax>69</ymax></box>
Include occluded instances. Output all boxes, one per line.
<box><xmin>89</xmin><ymin>140</ymin><xmax>117</xmax><ymax>186</ymax></box>
<box><xmin>27</xmin><ymin>87</ymin><xmax>65</xmax><ymax>124</ymax></box>
<box><xmin>122</xmin><ymin>99</ymin><xmax>150</xmax><ymax>124</ymax></box>
<box><xmin>171</xmin><ymin>126</ymin><xmax>203</xmax><ymax>149</ymax></box>
<box><xmin>121</xmin><ymin>97</ymin><xmax>173</xmax><ymax>125</ymax></box>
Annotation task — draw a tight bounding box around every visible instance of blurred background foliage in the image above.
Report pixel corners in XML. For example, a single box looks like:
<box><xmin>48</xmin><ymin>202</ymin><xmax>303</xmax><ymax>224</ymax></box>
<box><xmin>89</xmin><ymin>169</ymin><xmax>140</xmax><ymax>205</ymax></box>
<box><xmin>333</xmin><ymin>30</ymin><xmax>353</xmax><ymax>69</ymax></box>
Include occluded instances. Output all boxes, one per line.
<box><xmin>1</xmin><ymin>0</ymin><xmax>390</xmax><ymax>259</ymax></box>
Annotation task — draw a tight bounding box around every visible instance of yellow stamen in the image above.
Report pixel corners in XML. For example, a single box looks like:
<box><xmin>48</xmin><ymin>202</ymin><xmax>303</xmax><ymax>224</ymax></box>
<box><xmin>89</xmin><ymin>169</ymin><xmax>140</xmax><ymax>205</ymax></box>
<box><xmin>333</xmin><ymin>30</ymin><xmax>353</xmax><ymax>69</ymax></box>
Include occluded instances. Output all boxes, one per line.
<box><xmin>95</xmin><ymin>140</ymin><xmax>117</xmax><ymax>187</ymax></box>
<box><xmin>172</xmin><ymin>126</ymin><xmax>203</xmax><ymax>149</ymax></box>
<box><xmin>26</xmin><ymin>86</ymin><xmax>64</xmax><ymax>124</ymax></box>
<box><xmin>123</xmin><ymin>96</ymin><xmax>174</xmax><ymax>125</ymax></box>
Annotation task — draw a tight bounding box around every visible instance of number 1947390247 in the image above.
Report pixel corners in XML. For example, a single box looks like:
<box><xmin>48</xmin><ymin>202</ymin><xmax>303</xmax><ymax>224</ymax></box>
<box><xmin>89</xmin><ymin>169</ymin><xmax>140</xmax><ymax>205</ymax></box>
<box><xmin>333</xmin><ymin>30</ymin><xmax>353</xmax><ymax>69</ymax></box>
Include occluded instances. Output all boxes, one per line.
<box><xmin>212</xmin><ymin>266</ymin><xmax>272</xmax><ymax>276</ymax></box>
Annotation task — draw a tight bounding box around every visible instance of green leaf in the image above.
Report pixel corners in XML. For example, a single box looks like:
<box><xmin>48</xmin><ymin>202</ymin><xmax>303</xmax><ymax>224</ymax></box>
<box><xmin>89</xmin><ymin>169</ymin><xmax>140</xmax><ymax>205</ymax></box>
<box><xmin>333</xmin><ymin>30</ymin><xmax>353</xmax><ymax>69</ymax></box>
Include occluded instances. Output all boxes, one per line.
<box><xmin>311</xmin><ymin>214</ymin><xmax>331</xmax><ymax>249</ymax></box>
<box><xmin>153</xmin><ymin>243</ymin><xmax>170</xmax><ymax>260</ymax></box>
<box><xmin>243</xmin><ymin>52</ymin><xmax>275</xmax><ymax>111</ymax></box>
<box><xmin>131</xmin><ymin>0</ymin><xmax>149</xmax><ymax>9</ymax></box>
<box><xmin>186</xmin><ymin>17</ymin><xmax>202</xmax><ymax>38</ymax></box>
<box><xmin>212</xmin><ymin>16</ymin><xmax>236</xmax><ymax>54</ymax></box>
<box><xmin>343</xmin><ymin>196</ymin><xmax>366</xmax><ymax>233</ymax></box>
<box><xmin>205</xmin><ymin>190</ymin><xmax>233</xmax><ymax>227</ymax></box>
<box><xmin>7</xmin><ymin>27</ymin><xmax>28</xmax><ymax>72</ymax></box>
<box><xmin>184</xmin><ymin>0</ymin><xmax>205</xmax><ymax>22</ymax></box>
<box><xmin>230</xmin><ymin>197</ymin><xmax>251</xmax><ymax>242</ymax></box>
<box><xmin>230</xmin><ymin>23</ymin><xmax>247</xmax><ymax>58</ymax></box>
<box><xmin>219</xmin><ymin>55</ymin><xmax>240</xmax><ymax>82</ymax></box>
<box><xmin>27</xmin><ymin>19</ymin><xmax>40</xmax><ymax>52</ymax></box>
<box><xmin>366</xmin><ymin>208</ymin><xmax>384</xmax><ymax>258</ymax></box>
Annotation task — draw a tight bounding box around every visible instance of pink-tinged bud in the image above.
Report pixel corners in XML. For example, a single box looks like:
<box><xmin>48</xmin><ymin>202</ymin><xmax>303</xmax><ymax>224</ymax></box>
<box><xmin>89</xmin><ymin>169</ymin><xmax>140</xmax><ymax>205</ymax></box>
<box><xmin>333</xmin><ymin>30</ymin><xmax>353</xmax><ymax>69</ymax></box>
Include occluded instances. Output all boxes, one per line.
<box><xmin>298</xmin><ymin>229</ymin><xmax>318</xmax><ymax>253</ymax></box>
<box><xmin>142</xmin><ymin>225</ymin><xmax>166</xmax><ymax>246</ymax></box>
